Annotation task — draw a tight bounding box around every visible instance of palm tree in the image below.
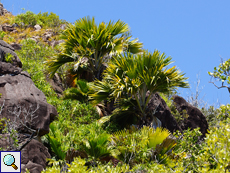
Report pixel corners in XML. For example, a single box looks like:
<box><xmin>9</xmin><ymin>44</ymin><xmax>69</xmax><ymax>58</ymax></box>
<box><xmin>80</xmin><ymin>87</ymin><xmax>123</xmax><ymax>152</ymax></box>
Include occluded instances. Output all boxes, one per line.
<box><xmin>63</xmin><ymin>79</ymin><xmax>90</xmax><ymax>103</ymax></box>
<box><xmin>45</xmin><ymin>16</ymin><xmax>143</xmax><ymax>81</ymax></box>
<box><xmin>110</xmin><ymin>126</ymin><xmax>177</xmax><ymax>165</ymax></box>
<box><xmin>62</xmin><ymin>79</ymin><xmax>106</xmax><ymax>117</ymax></box>
<box><xmin>90</xmin><ymin>50</ymin><xmax>189</xmax><ymax>127</ymax></box>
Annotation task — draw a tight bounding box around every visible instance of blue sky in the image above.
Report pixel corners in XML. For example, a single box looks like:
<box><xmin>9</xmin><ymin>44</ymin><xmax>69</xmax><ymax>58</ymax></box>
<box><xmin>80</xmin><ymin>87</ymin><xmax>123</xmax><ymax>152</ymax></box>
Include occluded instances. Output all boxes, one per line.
<box><xmin>2</xmin><ymin>0</ymin><xmax>230</xmax><ymax>108</ymax></box>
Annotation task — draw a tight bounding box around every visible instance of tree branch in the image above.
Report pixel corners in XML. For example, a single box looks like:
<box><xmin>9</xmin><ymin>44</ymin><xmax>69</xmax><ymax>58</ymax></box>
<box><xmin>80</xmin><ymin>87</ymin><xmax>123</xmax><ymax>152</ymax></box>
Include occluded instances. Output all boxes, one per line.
<box><xmin>209</xmin><ymin>81</ymin><xmax>230</xmax><ymax>93</ymax></box>
<box><xmin>16</xmin><ymin>128</ymin><xmax>40</xmax><ymax>151</ymax></box>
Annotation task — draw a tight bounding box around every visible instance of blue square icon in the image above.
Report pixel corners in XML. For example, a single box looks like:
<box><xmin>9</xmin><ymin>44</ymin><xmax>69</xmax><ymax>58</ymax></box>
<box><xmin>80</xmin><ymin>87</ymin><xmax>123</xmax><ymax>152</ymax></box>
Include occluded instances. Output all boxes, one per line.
<box><xmin>0</xmin><ymin>151</ymin><xmax>21</xmax><ymax>173</ymax></box>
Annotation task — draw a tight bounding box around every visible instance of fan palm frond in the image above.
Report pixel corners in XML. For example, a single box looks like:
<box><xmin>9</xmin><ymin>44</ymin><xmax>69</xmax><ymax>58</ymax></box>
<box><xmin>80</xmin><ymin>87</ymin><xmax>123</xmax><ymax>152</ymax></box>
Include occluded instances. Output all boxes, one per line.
<box><xmin>46</xmin><ymin>16</ymin><xmax>143</xmax><ymax>81</ymax></box>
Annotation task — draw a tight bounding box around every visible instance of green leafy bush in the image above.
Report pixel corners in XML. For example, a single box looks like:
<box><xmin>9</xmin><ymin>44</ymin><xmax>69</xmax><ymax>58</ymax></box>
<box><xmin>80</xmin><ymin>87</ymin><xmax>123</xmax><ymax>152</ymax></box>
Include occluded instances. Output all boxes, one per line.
<box><xmin>0</xmin><ymin>117</ymin><xmax>19</xmax><ymax>151</ymax></box>
<box><xmin>16</xmin><ymin>39</ymin><xmax>56</xmax><ymax>97</ymax></box>
<box><xmin>63</xmin><ymin>80</ymin><xmax>90</xmax><ymax>103</ymax></box>
<box><xmin>208</xmin><ymin>58</ymin><xmax>230</xmax><ymax>93</ymax></box>
<box><xmin>202</xmin><ymin>104</ymin><xmax>230</xmax><ymax>128</ymax></box>
<box><xmin>71</xmin><ymin>103</ymin><xmax>100</xmax><ymax>125</ymax></box>
<box><xmin>111</xmin><ymin>126</ymin><xmax>176</xmax><ymax>167</ymax></box>
<box><xmin>4</xmin><ymin>53</ymin><xmax>13</xmax><ymax>63</ymax></box>
<box><xmin>81</xmin><ymin>132</ymin><xmax>112</xmax><ymax>161</ymax></box>
<box><xmin>15</xmin><ymin>11</ymin><xmax>66</xmax><ymax>28</ymax></box>
<box><xmin>197</xmin><ymin>120</ymin><xmax>230</xmax><ymax>172</ymax></box>
<box><xmin>43</xmin><ymin>157</ymin><xmax>130</xmax><ymax>173</ymax></box>
<box><xmin>36</xmin><ymin>12</ymin><xmax>66</xmax><ymax>28</ymax></box>
<box><xmin>173</xmin><ymin>128</ymin><xmax>204</xmax><ymax>172</ymax></box>
<box><xmin>15</xmin><ymin>11</ymin><xmax>37</xmax><ymax>26</ymax></box>
<box><xmin>0</xmin><ymin>31</ymin><xmax>6</xmax><ymax>40</ymax></box>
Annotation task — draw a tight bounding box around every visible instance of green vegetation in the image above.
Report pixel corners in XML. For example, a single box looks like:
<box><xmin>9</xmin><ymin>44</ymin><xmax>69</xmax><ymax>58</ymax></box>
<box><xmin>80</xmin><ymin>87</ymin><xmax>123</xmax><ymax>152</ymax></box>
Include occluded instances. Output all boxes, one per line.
<box><xmin>90</xmin><ymin>50</ymin><xmax>188</xmax><ymax>128</ymax></box>
<box><xmin>0</xmin><ymin>9</ymin><xmax>230</xmax><ymax>173</ymax></box>
<box><xmin>45</xmin><ymin>16</ymin><xmax>143</xmax><ymax>81</ymax></box>
<box><xmin>15</xmin><ymin>10</ymin><xmax>66</xmax><ymax>28</ymax></box>
<box><xmin>16</xmin><ymin>39</ymin><xmax>57</xmax><ymax>98</ymax></box>
<box><xmin>208</xmin><ymin>58</ymin><xmax>230</xmax><ymax>93</ymax></box>
<box><xmin>0</xmin><ymin>31</ymin><xmax>6</xmax><ymax>40</ymax></box>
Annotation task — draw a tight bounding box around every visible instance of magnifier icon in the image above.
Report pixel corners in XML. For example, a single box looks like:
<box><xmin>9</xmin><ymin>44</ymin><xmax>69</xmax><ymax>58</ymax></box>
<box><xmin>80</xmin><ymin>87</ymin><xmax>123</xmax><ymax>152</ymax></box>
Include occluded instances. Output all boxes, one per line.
<box><xmin>3</xmin><ymin>154</ymin><xmax>18</xmax><ymax>170</ymax></box>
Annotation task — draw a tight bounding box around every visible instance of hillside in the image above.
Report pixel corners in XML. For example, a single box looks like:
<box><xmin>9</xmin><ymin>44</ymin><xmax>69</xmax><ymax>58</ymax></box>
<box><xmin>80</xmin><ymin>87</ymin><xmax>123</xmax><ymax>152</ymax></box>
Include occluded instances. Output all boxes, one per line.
<box><xmin>0</xmin><ymin>3</ymin><xmax>230</xmax><ymax>173</ymax></box>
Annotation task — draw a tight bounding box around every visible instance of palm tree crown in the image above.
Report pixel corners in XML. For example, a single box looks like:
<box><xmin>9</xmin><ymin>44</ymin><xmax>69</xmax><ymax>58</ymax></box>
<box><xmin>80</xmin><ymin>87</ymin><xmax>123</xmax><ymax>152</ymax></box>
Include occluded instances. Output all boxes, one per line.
<box><xmin>45</xmin><ymin>16</ymin><xmax>143</xmax><ymax>81</ymax></box>
<box><xmin>90</xmin><ymin>50</ymin><xmax>189</xmax><ymax>125</ymax></box>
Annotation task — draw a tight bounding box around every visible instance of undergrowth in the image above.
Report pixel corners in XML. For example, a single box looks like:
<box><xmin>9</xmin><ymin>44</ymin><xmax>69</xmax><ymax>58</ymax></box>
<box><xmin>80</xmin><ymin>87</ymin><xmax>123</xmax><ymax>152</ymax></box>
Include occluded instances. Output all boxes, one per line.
<box><xmin>0</xmin><ymin>9</ymin><xmax>229</xmax><ymax>173</ymax></box>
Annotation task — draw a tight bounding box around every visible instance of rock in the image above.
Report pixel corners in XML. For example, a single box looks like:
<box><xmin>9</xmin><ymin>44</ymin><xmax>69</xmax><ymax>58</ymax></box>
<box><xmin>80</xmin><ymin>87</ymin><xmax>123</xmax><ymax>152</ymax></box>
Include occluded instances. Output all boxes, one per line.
<box><xmin>49</xmin><ymin>39</ymin><xmax>64</xmax><ymax>48</ymax></box>
<box><xmin>0</xmin><ymin>40</ymin><xmax>15</xmax><ymax>50</ymax></box>
<box><xmin>12</xmin><ymin>23</ymin><xmax>19</xmax><ymax>28</ymax></box>
<box><xmin>43</xmin><ymin>33</ymin><xmax>52</xmax><ymax>42</ymax></box>
<box><xmin>0</xmin><ymin>40</ymin><xmax>22</xmax><ymax>67</ymax></box>
<box><xmin>3</xmin><ymin>9</ymin><xmax>11</xmax><ymax>16</ymax></box>
<box><xmin>0</xmin><ymin>61</ymin><xmax>22</xmax><ymax>75</ymax></box>
<box><xmin>0</xmin><ymin>3</ymin><xmax>10</xmax><ymax>16</ymax></box>
<box><xmin>0</xmin><ymin>3</ymin><xmax>4</xmax><ymax>16</ymax></box>
<box><xmin>60</xmin><ymin>24</ymin><xmax>67</xmax><ymax>30</ymax></box>
<box><xmin>0</xmin><ymin>47</ymin><xmax>58</xmax><ymax>172</ymax></box>
<box><xmin>26</xmin><ymin>24</ymin><xmax>34</xmax><ymax>29</ymax></box>
<box><xmin>43</xmin><ymin>29</ymin><xmax>53</xmax><ymax>42</ymax></box>
<box><xmin>145</xmin><ymin>92</ymin><xmax>182</xmax><ymax>133</ymax></box>
<box><xmin>2</xmin><ymin>24</ymin><xmax>17</xmax><ymax>33</ymax></box>
<box><xmin>46</xmin><ymin>73</ymin><xmax>64</xmax><ymax>97</ymax></box>
<box><xmin>34</xmin><ymin>24</ymin><xmax>42</xmax><ymax>31</ymax></box>
<box><xmin>21</xmin><ymin>139</ymin><xmax>51</xmax><ymax>172</ymax></box>
<box><xmin>48</xmin><ymin>40</ymin><xmax>57</xmax><ymax>47</ymax></box>
<box><xmin>21</xmin><ymin>161</ymin><xmax>44</xmax><ymax>173</ymax></box>
<box><xmin>0</xmin><ymin>35</ymin><xmax>57</xmax><ymax>173</ymax></box>
<box><xmin>172</xmin><ymin>95</ymin><xmax>209</xmax><ymax>138</ymax></box>
<box><xmin>10</xmin><ymin>43</ymin><xmax>22</xmax><ymax>50</ymax></box>
<box><xmin>19</xmin><ymin>22</ymin><xmax>25</xmax><ymax>28</ymax></box>
<box><xmin>29</xmin><ymin>36</ymin><xmax>40</xmax><ymax>43</ymax></box>
<box><xmin>0</xmin><ymin>71</ymin><xmax>58</xmax><ymax>136</ymax></box>
<box><xmin>49</xmin><ymin>40</ymin><xmax>64</xmax><ymax>48</ymax></box>
<box><xmin>1</xmin><ymin>135</ymin><xmax>50</xmax><ymax>172</ymax></box>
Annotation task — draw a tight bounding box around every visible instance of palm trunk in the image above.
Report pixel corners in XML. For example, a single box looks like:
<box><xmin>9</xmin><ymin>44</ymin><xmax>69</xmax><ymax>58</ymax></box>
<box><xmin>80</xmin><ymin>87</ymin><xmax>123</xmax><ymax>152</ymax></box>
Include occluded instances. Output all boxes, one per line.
<box><xmin>134</xmin><ymin>93</ymin><xmax>145</xmax><ymax>118</ymax></box>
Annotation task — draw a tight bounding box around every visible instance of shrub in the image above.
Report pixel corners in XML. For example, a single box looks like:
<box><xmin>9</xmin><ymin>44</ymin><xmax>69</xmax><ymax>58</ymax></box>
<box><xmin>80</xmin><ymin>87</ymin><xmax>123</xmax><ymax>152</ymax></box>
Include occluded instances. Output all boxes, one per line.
<box><xmin>16</xmin><ymin>39</ymin><xmax>56</xmax><ymax>97</ymax></box>
<box><xmin>15</xmin><ymin>11</ymin><xmax>37</xmax><ymax>26</ymax></box>
<box><xmin>173</xmin><ymin>128</ymin><xmax>204</xmax><ymax>172</ymax></box>
<box><xmin>71</xmin><ymin>103</ymin><xmax>100</xmax><ymax>125</ymax></box>
<box><xmin>0</xmin><ymin>13</ymin><xmax>15</xmax><ymax>25</ymax></box>
<box><xmin>15</xmin><ymin>11</ymin><xmax>66</xmax><ymax>29</ymax></box>
<box><xmin>0</xmin><ymin>31</ymin><xmax>6</xmax><ymax>40</ymax></box>
<box><xmin>36</xmin><ymin>12</ymin><xmax>66</xmax><ymax>28</ymax></box>
<box><xmin>197</xmin><ymin>120</ymin><xmax>230</xmax><ymax>172</ymax></box>
<box><xmin>111</xmin><ymin>126</ymin><xmax>176</xmax><ymax>167</ymax></box>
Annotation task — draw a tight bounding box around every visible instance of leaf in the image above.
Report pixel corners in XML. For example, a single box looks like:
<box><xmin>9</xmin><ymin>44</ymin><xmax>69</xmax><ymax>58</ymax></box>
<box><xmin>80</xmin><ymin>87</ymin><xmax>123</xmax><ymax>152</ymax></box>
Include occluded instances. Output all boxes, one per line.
<box><xmin>97</xmin><ymin>115</ymin><xmax>112</xmax><ymax>125</ymax></box>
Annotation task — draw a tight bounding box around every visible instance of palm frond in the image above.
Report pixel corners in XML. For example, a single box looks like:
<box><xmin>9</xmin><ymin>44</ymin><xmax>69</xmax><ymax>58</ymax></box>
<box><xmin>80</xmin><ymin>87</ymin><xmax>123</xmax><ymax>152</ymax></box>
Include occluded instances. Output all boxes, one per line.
<box><xmin>97</xmin><ymin>115</ymin><xmax>112</xmax><ymax>125</ymax></box>
<box><xmin>63</xmin><ymin>79</ymin><xmax>90</xmax><ymax>102</ymax></box>
<box><xmin>47</xmin><ymin>123</ymin><xmax>67</xmax><ymax>160</ymax></box>
<box><xmin>89</xmin><ymin>80</ymin><xmax>114</xmax><ymax>105</ymax></box>
<box><xmin>102</xmin><ymin>50</ymin><xmax>189</xmax><ymax>118</ymax></box>
<box><xmin>153</xmin><ymin>135</ymin><xmax>177</xmax><ymax>165</ymax></box>
<box><xmin>82</xmin><ymin>133</ymin><xmax>112</xmax><ymax>160</ymax></box>
<box><xmin>46</xmin><ymin>16</ymin><xmax>143</xmax><ymax>81</ymax></box>
<box><xmin>147</xmin><ymin>127</ymin><xmax>170</xmax><ymax>149</ymax></box>
<box><xmin>45</xmin><ymin>53</ymin><xmax>75</xmax><ymax>78</ymax></box>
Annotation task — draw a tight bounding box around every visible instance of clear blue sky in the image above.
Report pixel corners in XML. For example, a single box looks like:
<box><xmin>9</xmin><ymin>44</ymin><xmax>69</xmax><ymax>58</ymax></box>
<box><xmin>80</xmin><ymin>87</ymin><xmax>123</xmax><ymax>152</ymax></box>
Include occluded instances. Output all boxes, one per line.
<box><xmin>2</xmin><ymin>0</ymin><xmax>230</xmax><ymax>108</ymax></box>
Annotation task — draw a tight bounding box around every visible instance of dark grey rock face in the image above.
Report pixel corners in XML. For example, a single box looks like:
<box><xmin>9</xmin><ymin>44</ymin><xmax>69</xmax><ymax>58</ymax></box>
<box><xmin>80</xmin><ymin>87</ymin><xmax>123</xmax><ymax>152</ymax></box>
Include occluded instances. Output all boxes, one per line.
<box><xmin>0</xmin><ymin>40</ymin><xmax>22</xmax><ymax>67</ymax></box>
<box><xmin>0</xmin><ymin>41</ymin><xmax>57</xmax><ymax>172</ymax></box>
<box><xmin>172</xmin><ymin>95</ymin><xmax>209</xmax><ymax>138</ymax></box>
<box><xmin>0</xmin><ymin>64</ymin><xmax>57</xmax><ymax>136</ymax></box>
<box><xmin>145</xmin><ymin>92</ymin><xmax>182</xmax><ymax>133</ymax></box>
<box><xmin>21</xmin><ymin>139</ymin><xmax>51</xmax><ymax>173</ymax></box>
<box><xmin>0</xmin><ymin>3</ymin><xmax>11</xmax><ymax>16</ymax></box>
